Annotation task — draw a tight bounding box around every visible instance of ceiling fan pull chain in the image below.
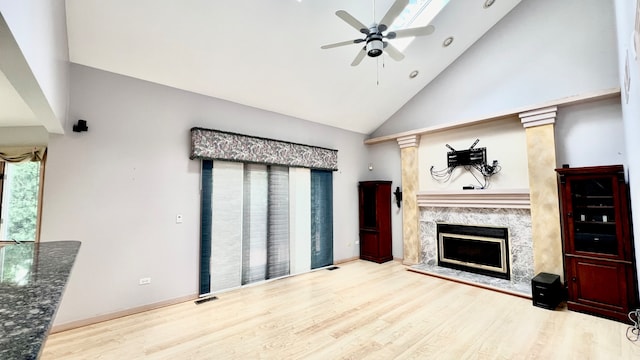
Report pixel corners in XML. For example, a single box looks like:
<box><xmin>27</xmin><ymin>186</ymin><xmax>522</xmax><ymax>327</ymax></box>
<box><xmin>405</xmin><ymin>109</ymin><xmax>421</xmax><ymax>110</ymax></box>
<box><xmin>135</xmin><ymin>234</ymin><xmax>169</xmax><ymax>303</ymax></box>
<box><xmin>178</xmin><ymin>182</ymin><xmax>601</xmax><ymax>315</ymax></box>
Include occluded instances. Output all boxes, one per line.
<box><xmin>376</xmin><ymin>57</ymin><xmax>380</xmax><ymax>86</ymax></box>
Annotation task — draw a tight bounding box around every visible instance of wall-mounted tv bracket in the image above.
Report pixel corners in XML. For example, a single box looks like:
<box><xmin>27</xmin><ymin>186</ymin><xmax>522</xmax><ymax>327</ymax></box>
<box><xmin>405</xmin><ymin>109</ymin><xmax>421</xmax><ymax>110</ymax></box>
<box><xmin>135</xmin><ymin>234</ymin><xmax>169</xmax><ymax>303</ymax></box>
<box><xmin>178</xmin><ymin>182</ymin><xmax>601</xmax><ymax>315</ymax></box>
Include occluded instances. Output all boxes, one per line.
<box><xmin>430</xmin><ymin>139</ymin><xmax>501</xmax><ymax>189</ymax></box>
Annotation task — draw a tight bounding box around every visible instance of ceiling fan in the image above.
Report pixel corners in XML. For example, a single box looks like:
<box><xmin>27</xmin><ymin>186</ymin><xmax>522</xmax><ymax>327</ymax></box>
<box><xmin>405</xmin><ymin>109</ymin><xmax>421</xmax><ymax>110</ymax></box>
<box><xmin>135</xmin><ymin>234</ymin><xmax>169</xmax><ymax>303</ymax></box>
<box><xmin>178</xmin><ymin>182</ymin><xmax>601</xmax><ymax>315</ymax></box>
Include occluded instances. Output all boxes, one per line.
<box><xmin>321</xmin><ymin>0</ymin><xmax>436</xmax><ymax>66</ymax></box>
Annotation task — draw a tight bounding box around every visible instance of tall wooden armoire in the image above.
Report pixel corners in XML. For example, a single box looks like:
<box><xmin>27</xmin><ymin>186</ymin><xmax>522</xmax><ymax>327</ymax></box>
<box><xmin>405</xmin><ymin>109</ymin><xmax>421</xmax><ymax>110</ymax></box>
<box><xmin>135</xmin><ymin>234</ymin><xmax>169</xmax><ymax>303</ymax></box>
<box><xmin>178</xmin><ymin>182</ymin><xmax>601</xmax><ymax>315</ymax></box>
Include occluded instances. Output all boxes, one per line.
<box><xmin>358</xmin><ymin>181</ymin><xmax>392</xmax><ymax>263</ymax></box>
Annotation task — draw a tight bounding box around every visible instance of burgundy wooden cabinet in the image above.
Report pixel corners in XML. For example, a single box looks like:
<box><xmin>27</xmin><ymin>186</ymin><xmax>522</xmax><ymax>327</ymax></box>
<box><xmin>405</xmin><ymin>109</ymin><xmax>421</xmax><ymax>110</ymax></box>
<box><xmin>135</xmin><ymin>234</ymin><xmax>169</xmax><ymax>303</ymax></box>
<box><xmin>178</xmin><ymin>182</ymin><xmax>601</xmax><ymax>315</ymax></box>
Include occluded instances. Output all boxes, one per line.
<box><xmin>358</xmin><ymin>181</ymin><xmax>393</xmax><ymax>263</ymax></box>
<box><xmin>556</xmin><ymin>165</ymin><xmax>638</xmax><ymax>322</ymax></box>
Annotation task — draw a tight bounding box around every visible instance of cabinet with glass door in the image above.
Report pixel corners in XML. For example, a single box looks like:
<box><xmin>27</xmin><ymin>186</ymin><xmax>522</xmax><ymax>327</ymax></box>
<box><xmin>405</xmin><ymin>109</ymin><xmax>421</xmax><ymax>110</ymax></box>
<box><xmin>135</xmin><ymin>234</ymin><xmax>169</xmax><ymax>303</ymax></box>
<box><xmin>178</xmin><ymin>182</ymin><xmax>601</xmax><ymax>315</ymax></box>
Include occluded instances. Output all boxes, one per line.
<box><xmin>556</xmin><ymin>165</ymin><xmax>638</xmax><ymax>322</ymax></box>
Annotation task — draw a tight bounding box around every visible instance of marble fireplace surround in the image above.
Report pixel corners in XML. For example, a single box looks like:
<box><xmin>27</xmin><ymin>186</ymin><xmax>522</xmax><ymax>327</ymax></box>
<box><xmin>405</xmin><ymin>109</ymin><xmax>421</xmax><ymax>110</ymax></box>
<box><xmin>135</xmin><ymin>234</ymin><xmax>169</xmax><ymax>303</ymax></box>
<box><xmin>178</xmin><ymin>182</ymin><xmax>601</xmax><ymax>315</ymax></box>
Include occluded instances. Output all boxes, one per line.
<box><xmin>412</xmin><ymin>189</ymin><xmax>534</xmax><ymax>297</ymax></box>
<box><xmin>366</xmin><ymin>91</ymin><xmax>620</xmax><ymax>294</ymax></box>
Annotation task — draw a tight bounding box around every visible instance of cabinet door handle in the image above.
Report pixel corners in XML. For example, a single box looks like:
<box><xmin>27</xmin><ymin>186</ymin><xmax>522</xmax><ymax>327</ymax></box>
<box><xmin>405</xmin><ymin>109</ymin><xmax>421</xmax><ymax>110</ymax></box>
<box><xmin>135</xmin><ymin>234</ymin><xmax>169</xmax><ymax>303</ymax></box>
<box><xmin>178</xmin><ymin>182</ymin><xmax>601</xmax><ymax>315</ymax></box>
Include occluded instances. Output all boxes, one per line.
<box><xmin>572</xmin><ymin>277</ymin><xmax>577</xmax><ymax>282</ymax></box>
<box><xmin>567</xmin><ymin>212</ymin><xmax>573</xmax><ymax>217</ymax></box>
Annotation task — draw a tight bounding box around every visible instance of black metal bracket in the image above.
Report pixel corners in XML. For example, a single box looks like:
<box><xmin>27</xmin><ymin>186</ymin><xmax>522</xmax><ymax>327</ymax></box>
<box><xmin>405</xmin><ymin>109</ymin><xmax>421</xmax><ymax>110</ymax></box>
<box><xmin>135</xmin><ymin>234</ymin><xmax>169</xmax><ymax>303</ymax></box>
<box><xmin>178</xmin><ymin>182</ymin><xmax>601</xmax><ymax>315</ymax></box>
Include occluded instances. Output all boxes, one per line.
<box><xmin>393</xmin><ymin>187</ymin><xmax>402</xmax><ymax>208</ymax></box>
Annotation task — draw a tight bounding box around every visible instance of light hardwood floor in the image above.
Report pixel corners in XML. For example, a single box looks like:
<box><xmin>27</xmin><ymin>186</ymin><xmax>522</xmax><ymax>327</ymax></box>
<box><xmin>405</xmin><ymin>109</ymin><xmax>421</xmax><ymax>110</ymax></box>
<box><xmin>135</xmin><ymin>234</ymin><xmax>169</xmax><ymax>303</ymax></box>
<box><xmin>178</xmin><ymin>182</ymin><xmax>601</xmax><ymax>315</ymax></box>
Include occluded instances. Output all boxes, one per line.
<box><xmin>43</xmin><ymin>260</ymin><xmax>640</xmax><ymax>359</ymax></box>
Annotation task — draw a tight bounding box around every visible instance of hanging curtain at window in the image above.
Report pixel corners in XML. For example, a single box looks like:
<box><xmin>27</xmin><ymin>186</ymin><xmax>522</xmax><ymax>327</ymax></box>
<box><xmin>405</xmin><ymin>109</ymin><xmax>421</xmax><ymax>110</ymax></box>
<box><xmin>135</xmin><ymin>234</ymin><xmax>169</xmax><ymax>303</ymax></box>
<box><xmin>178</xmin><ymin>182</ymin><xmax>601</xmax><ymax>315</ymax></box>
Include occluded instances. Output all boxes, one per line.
<box><xmin>238</xmin><ymin>164</ymin><xmax>290</xmax><ymax>286</ymax></box>
<box><xmin>311</xmin><ymin>170</ymin><xmax>333</xmax><ymax>269</ymax></box>
<box><xmin>194</xmin><ymin>128</ymin><xmax>336</xmax><ymax>296</ymax></box>
<box><xmin>199</xmin><ymin>160</ymin><xmax>213</xmax><ymax>295</ymax></box>
<box><xmin>289</xmin><ymin>168</ymin><xmax>311</xmax><ymax>276</ymax></box>
<box><xmin>266</xmin><ymin>166</ymin><xmax>290</xmax><ymax>279</ymax></box>
<box><xmin>210</xmin><ymin>161</ymin><xmax>244</xmax><ymax>293</ymax></box>
<box><xmin>241</xmin><ymin>164</ymin><xmax>268</xmax><ymax>285</ymax></box>
<box><xmin>201</xmin><ymin>161</ymin><xmax>319</xmax><ymax>295</ymax></box>
<box><xmin>0</xmin><ymin>146</ymin><xmax>46</xmax><ymax>162</ymax></box>
<box><xmin>200</xmin><ymin>162</ymin><xmax>334</xmax><ymax>295</ymax></box>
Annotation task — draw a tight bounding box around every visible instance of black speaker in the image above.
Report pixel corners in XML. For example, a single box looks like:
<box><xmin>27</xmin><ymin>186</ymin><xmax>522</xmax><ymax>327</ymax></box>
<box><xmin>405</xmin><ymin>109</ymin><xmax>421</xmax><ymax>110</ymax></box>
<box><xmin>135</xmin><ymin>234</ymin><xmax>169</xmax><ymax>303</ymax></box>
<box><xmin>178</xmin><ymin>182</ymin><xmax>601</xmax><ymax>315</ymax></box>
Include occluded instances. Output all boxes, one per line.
<box><xmin>73</xmin><ymin>119</ymin><xmax>88</xmax><ymax>132</ymax></box>
<box><xmin>531</xmin><ymin>272</ymin><xmax>562</xmax><ymax>310</ymax></box>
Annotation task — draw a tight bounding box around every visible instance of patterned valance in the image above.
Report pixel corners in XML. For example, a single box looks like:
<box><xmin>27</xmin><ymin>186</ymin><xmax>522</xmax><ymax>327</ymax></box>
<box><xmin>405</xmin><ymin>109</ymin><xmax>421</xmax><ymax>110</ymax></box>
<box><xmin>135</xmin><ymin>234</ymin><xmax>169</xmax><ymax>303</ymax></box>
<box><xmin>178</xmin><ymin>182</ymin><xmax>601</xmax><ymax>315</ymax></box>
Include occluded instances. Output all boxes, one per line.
<box><xmin>190</xmin><ymin>128</ymin><xmax>338</xmax><ymax>171</ymax></box>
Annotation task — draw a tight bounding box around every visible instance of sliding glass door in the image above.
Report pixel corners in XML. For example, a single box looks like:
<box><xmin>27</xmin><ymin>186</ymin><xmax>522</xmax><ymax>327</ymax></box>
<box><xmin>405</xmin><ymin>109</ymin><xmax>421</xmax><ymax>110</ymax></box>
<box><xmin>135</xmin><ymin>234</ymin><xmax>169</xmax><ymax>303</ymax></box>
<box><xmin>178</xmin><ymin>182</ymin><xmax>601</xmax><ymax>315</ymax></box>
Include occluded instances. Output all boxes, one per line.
<box><xmin>311</xmin><ymin>170</ymin><xmax>333</xmax><ymax>269</ymax></box>
<box><xmin>199</xmin><ymin>161</ymin><xmax>333</xmax><ymax>296</ymax></box>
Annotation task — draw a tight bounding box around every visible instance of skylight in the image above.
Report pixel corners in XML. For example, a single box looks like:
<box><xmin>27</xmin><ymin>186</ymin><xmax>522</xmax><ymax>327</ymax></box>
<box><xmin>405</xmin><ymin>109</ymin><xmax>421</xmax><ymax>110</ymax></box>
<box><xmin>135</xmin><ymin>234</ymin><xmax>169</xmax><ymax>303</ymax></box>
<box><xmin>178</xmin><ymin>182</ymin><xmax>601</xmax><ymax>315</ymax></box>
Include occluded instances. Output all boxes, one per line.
<box><xmin>390</xmin><ymin>0</ymin><xmax>450</xmax><ymax>51</ymax></box>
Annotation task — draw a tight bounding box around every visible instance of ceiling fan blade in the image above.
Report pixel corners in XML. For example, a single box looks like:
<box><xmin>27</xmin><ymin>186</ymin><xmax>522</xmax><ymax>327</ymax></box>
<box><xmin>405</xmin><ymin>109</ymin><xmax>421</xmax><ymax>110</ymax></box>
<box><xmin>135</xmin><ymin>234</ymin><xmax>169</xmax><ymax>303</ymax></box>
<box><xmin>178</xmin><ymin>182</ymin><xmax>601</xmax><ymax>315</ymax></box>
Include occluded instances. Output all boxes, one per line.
<box><xmin>336</xmin><ymin>10</ymin><xmax>369</xmax><ymax>34</ymax></box>
<box><xmin>351</xmin><ymin>47</ymin><xmax>367</xmax><ymax>66</ymax></box>
<box><xmin>383</xmin><ymin>42</ymin><xmax>405</xmax><ymax>61</ymax></box>
<box><xmin>321</xmin><ymin>39</ymin><xmax>363</xmax><ymax>49</ymax></box>
<box><xmin>379</xmin><ymin>0</ymin><xmax>409</xmax><ymax>29</ymax></box>
<box><xmin>389</xmin><ymin>24</ymin><xmax>435</xmax><ymax>39</ymax></box>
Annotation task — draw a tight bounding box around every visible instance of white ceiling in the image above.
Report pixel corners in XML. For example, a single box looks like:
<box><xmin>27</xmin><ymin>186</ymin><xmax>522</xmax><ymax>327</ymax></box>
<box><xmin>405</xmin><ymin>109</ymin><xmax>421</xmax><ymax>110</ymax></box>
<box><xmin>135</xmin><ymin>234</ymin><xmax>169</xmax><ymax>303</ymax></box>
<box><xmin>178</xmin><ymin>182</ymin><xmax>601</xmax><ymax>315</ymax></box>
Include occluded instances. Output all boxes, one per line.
<box><xmin>4</xmin><ymin>0</ymin><xmax>524</xmax><ymax>135</ymax></box>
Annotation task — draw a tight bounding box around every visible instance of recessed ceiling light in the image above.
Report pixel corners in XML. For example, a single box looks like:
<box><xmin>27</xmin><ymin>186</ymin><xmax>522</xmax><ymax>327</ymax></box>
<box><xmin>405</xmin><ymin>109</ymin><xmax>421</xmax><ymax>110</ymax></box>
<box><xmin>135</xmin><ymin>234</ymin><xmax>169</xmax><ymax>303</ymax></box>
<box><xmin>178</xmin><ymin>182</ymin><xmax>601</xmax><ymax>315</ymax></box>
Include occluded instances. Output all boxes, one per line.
<box><xmin>484</xmin><ymin>0</ymin><xmax>495</xmax><ymax>8</ymax></box>
<box><xmin>409</xmin><ymin>70</ymin><xmax>419</xmax><ymax>79</ymax></box>
<box><xmin>443</xmin><ymin>36</ymin><xmax>454</xmax><ymax>47</ymax></box>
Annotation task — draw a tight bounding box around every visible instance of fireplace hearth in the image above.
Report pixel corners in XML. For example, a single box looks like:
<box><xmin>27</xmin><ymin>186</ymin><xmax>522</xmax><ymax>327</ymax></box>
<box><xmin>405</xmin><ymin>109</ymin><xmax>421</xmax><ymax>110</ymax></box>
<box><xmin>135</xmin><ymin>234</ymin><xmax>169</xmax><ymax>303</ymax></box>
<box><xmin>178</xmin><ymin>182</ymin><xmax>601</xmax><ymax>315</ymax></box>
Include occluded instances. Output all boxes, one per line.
<box><xmin>417</xmin><ymin>205</ymin><xmax>533</xmax><ymax>296</ymax></box>
<box><xmin>437</xmin><ymin>223</ymin><xmax>509</xmax><ymax>280</ymax></box>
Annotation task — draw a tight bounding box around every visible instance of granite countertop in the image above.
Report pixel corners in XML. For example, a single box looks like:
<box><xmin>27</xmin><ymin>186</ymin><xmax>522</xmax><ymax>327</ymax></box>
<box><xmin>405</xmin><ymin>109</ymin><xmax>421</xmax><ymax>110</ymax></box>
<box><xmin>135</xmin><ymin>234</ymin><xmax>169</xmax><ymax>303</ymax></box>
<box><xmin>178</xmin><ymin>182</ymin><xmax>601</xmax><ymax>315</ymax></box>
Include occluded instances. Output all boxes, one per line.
<box><xmin>0</xmin><ymin>241</ymin><xmax>81</xmax><ymax>360</ymax></box>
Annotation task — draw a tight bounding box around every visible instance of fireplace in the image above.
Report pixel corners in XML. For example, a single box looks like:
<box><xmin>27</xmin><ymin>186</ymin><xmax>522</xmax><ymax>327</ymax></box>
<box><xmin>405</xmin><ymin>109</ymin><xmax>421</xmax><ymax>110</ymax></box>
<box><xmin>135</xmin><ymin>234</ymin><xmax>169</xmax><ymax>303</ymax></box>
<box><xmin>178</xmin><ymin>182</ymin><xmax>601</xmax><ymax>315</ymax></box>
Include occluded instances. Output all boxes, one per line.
<box><xmin>437</xmin><ymin>223</ymin><xmax>510</xmax><ymax>280</ymax></box>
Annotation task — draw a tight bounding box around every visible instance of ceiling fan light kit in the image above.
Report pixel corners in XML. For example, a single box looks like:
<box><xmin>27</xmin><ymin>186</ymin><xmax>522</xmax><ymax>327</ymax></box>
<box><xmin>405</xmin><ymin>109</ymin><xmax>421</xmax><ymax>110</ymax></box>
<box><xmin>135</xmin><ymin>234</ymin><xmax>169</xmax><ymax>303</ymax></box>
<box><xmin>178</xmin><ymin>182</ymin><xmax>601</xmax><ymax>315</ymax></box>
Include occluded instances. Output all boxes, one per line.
<box><xmin>321</xmin><ymin>0</ymin><xmax>436</xmax><ymax>66</ymax></box>
<box><xmin>366</xmin><ymin>37</ymin><xmax>384</xmax><ymax>57</ymax></box>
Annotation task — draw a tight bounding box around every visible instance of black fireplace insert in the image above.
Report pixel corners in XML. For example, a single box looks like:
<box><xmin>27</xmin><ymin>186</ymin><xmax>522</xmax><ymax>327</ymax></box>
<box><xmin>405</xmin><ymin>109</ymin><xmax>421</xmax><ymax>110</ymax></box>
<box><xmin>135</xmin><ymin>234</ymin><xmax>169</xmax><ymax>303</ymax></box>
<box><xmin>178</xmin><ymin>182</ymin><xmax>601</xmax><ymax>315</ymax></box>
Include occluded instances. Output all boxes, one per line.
<box><xmin>437</xmin><ymin>223</ymin><xmax>510</xmax><ymax>280</ymax></box>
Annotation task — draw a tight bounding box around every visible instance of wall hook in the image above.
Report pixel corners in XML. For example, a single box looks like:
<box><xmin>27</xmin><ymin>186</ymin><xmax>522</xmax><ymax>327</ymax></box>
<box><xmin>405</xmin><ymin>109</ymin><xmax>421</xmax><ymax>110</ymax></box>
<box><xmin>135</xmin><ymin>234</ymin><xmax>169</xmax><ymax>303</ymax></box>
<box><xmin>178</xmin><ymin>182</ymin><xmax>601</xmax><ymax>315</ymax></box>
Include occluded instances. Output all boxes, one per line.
<box><xmin>394</xmin><ymin>186</ymin><xmax>402</xmax><ymax>208</ymax></box>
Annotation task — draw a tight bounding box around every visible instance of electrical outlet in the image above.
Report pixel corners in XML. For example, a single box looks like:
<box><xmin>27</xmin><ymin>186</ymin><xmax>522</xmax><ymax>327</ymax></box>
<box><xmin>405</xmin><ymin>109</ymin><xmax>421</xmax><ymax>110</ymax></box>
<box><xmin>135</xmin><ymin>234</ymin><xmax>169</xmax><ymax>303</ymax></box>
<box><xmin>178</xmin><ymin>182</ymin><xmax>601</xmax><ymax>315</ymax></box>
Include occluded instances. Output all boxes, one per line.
<box><xmin>139</xmin><ymin>277</ymin><xmax>151</xmax><ymax>285</ymax></box>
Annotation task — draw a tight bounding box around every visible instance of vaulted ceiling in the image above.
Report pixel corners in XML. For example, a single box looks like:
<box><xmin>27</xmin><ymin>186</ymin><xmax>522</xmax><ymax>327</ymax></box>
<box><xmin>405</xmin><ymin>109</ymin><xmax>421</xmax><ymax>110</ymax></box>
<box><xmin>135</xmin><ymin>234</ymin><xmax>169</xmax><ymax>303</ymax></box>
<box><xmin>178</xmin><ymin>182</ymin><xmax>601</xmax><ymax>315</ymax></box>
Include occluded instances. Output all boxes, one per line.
<box><xmin>2</xmin><ymin>0</ymin><xmax>524</xmax><ymax>135</ymax></box>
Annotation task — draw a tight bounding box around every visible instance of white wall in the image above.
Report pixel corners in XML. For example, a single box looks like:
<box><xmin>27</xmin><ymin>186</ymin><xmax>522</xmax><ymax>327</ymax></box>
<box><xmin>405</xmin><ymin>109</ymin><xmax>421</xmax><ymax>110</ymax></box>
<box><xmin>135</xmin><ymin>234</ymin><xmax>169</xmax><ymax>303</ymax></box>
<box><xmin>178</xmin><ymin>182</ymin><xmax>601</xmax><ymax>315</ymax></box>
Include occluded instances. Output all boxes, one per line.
<box><xmin>372</xmin><ymin>0</ymin><xmax>618</xmax><ymax>138</ymax></box>
<box><xmin>555</xmin><ymin>97</ymin><xmax>626</xmax><ymax>168</ymax></box>
<box><xmin>41</xmin><ymin>64</ymin><xmax>369</xmax><ymax>326</ymax></box>
<box><xmin>419</xmin><ymin>117</ymin><xmax>529</xmax><ymax>191</ymax></box>
<box><xmin>614</xmin><ymin>0</ymin><xmax>640</xmax><ymax>294</ymax></box>
<box><xmin>0</xmin><ymin>0</ymin><xmax>69</xmax><ymax>133</ymax></box>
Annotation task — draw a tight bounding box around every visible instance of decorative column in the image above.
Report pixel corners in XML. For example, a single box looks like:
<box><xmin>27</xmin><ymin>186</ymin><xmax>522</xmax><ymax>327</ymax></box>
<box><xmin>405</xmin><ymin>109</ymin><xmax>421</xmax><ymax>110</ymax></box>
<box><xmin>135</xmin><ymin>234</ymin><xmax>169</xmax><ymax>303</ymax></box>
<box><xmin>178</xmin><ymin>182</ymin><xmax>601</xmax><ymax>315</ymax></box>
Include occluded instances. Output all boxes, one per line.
<box><xmin>397</xmin><ymin>135</ymin><xmax>421</xmax><ymax>265</ymax></box>
<box><xmin>519</xmin><ymin>106</ymin><xmax>564</xmax><ymax>279</ymax></box>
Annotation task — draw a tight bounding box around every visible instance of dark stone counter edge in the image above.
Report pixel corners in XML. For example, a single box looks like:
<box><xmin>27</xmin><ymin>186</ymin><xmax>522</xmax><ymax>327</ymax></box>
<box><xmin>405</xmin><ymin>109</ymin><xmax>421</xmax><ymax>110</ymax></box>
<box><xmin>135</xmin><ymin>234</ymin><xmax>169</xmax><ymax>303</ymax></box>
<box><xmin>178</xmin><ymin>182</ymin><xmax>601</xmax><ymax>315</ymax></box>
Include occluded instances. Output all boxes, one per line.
<box><xmin>0</xmin><ymin>241</ymin><xmax>81</xmax><ymax>360</ymax></box>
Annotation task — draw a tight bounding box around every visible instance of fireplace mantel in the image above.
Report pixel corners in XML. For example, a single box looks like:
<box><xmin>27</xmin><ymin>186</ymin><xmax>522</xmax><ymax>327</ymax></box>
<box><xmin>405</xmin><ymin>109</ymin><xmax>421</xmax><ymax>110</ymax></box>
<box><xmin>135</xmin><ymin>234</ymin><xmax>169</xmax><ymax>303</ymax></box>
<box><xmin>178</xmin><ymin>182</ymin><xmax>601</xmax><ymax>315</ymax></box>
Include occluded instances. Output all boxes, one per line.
<box><xmin>417</xmin><ymin>189</ymin><xmax>530</xmax><ymax>209</ymax></box>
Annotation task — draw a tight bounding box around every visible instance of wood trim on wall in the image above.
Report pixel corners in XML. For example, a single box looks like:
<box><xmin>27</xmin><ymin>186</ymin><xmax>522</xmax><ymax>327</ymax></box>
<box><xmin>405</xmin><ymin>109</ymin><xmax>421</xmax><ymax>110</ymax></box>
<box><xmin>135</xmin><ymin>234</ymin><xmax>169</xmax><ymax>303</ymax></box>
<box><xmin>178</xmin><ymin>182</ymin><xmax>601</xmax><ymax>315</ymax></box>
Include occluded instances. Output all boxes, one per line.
<box><xmin>364</xmin><ymin>88</ymin><xmax>621</xmax><ymax>145</ymax></box>
<box><xmin>50</xmin><ymin>254</ymin><xmax>363</xmax><ymax>334</ymax></box>
<box><xmin>334</xmin><ymin>256</ymin><xmax>359</xmax><ymax>264</ymax></box>
<box><xmin>50</xmin><ymin>293</ymin><xmax>199</xmax><ymax>334</ymax></box>
<box><xmin>0</xmin><ymin>162</ymin><xmax>4</xmax><ymax>228</ymax></box>
<box><xmin>35</xmin><ymin>151</ymin><xmax>47</xmax><ymax>242</ymax></box>
<box><xmin>417</xmin><ymin>189</ymin><xmax>531</xmax><ymax>209</ymax></box>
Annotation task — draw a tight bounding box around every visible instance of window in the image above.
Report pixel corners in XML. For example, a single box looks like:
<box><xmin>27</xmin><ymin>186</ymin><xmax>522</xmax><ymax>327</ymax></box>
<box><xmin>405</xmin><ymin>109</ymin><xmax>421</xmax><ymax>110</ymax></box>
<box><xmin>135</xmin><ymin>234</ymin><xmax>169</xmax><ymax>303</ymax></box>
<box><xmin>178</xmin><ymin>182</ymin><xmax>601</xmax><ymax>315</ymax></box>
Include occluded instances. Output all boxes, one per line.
<box><xmin>0</xmin><ymin>243</ymin><xmax>35</xmax><ymax>285</ymax></box>
<box><xmin>199</xmin><ymin>160</ymin><xmax>333</xmax><ymax>296</ymax></box>
<box><xmin>390</xmin><ymin>0</ymin><xmax>450</xmax><ymax>51</ymax></box>
<box><xmin>0</xmin><ymin>161</ymin><xmax>43</xmax><ymax>242</ymax></box>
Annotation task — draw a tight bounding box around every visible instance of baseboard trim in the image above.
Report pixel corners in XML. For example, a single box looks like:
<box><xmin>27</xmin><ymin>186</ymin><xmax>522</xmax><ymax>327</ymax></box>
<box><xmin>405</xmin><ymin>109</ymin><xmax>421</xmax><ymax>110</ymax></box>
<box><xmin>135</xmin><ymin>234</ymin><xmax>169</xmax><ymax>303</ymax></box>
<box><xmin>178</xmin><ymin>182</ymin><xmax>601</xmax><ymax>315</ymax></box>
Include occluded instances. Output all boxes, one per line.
<box><xmin>51</xmin><ymin>259</ymin><xmax>368</xmax><ymax>333</ymax></box>
<box><xmin>335</xmin><ymin>256</ymin><xmax>359</xmax><ymax>264</ymax></box>
<box><xmin>50</xmin><ymin>293</ymin><xmax>198</xmax><ymax>334</ymax></box>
